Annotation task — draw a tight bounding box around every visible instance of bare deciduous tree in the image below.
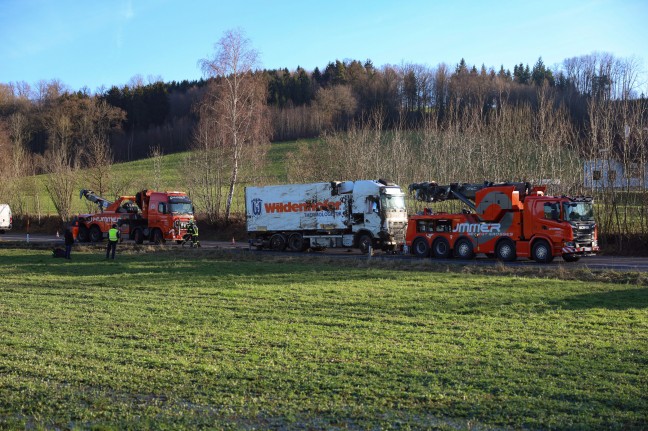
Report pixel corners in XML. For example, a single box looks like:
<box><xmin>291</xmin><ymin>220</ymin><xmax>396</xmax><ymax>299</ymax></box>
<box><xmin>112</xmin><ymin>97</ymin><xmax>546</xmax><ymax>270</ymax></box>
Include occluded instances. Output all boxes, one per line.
<box><xmin>149</xmin><ymin>144</ymin><xmax>164</xmax><ymax>191</ymax></box>
<box><xmin>198</xmin><ymin>28</ymin><xmax>270</xmax><ymax>222</ymax></box>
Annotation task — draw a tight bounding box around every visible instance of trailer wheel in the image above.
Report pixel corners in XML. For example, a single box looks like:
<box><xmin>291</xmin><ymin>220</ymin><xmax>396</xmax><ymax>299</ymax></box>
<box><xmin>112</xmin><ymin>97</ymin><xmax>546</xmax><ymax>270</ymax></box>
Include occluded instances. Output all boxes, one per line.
<box><xmin>531</xmin><ymin>240</ymin><xmax>554</xmax><ymax>263</ymax></box>
<box><xmin>495</xmin><ymin>238</ymin><xmax>516</xmax><ymax>262</ymax></box>
<box><xmin>152</xmin><ymin>229</ymin><xmax>164</xmax><ymax>245</ymax></box>
<box><xmin>270</xmin><ymin>233</ymin><xmax>287</xmax><ymax>251</ymax></box>
<box><xmin>454</xmin><ymin>238</ymin><xmax>475</xmax><ymax>259</ymax></box>
<box><xmin>411</xmin><ymin>237</ymin><xmax>430</xmax><ymax>258</ymax></box>
<box><xmin>89</xmin><ymin>225</ymin><xmax>102</xmax><ymax>242</ymax></box>
<box><xmin>432</xmin><ymin>238</ymin><xmax>451</xmax><ymax>259</ymax></box>
<box><xmin>562</xmin><ymin>254</ymin><xmax>580</xmax><ymax>262</ymax></box>
<box><xmin>134</xmin><ymin>229</ymin><xmax>144</xmax><ymax>244</ymax></box>
<box><xmin>78</xmin><ymin>225</ymin><xmax>89</xmax><ymax>242</ymax></box>
<box><xmin>287</xmin><ymin>233</ymin><xmax>305</xmax><ymax>252</ymax></box>
<box><xmin>358</xmin><ymin>234</ymin><xmax>373</xmax><ymax>254</ymax></box>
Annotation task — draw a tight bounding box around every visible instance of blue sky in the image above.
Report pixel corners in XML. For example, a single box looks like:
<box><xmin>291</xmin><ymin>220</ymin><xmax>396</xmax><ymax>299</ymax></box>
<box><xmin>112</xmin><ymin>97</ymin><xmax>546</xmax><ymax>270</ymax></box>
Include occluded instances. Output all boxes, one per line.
<box><xmin>1</xmin><ymin>0</ymin><xmax>647</xmax><ymax>93</ymax></box>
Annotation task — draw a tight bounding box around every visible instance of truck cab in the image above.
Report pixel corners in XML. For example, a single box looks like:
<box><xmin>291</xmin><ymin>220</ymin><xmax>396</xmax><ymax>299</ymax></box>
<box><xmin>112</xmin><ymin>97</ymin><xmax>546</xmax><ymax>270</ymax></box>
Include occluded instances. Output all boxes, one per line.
<box><xmin>132</xmin><ymin>191</ymin><xmax>194</xmax><ymax>243</ymax></box>
<box><xmin>349</xmin><ymin>180</ymin><xmax>408</xmax><ymax>252</ymax></box>
<box><xmin>524</xmin><ymin>196</ymin><xmax>598</xmax><ymax>262</ymax></box>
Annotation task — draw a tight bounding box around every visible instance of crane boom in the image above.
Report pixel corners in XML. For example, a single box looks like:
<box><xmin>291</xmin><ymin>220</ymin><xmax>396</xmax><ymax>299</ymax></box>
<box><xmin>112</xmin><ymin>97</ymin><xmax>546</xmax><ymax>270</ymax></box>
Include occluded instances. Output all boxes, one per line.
<box><xmin>409</xmin><ymin>181</ymin><xmax>533</xmax><ymax>209</ymax></box>
<box><xmin>80</xmin><ymin>189</ymin><xmax>113</xmax><ymax>211</ymax></box>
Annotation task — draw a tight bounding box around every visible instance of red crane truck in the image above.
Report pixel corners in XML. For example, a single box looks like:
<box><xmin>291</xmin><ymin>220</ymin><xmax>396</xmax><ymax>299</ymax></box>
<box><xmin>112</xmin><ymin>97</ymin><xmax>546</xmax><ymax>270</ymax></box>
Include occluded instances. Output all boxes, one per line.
<box><xmin>406</xmin><ymin>181</ymin><xmax>599</xmax><ymax>263</ymax></box>
<box><xmin>76</xmin><ymin>189</ymin><xmax>194</xmax><ymax>244</ymax></box>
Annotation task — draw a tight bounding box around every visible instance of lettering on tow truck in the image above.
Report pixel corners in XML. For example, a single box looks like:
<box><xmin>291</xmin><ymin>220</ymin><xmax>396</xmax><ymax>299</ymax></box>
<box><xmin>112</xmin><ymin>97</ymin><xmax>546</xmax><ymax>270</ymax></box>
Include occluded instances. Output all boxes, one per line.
<box><xmin>90</xmin><ymin>216</ymin><xmax>120</xmax><ymax>223</ymax></box>
<box><xmin>453</xmin><ymin>223</ymin><xmax>501</xmax><ymax>233</ymax></box>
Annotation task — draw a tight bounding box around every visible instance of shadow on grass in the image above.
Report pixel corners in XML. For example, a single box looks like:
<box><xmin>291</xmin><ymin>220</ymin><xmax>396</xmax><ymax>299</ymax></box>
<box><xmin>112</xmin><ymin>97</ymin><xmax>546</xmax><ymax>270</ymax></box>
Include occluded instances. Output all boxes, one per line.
<box><xmin>554</xmin><ymin>287</ymin><xmax>648</xmax><ymax>310</ymax></box>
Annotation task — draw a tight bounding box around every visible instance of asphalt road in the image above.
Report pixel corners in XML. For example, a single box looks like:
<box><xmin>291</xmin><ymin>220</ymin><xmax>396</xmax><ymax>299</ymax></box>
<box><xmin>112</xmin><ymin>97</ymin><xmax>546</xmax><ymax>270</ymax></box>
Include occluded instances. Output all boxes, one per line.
<box><xmin>2</xmin><ymin>232</ymin><xmax>647</xmax><ymax>272</ymax></box>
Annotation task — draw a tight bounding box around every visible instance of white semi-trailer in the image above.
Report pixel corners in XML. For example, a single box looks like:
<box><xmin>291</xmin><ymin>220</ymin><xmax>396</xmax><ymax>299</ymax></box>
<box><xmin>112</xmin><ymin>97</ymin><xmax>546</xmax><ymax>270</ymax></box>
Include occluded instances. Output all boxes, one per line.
<box><xmin>245</xmin><ymin>180</ymin><xmax>408</xmax><ymax>253</ymax></box>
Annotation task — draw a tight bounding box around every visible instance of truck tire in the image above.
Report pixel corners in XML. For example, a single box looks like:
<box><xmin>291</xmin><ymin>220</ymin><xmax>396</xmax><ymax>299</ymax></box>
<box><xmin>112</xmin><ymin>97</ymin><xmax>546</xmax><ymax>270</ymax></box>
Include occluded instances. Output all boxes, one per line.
<box><xmin>78</xmin><ymin>225</ymin><xmax>89</xmax><ymax>242</ymax></box>
<box><xmin>454</xmin><ymin>238</ymin><xmax>475</xmax><ymax>259</ymax></box>
<box><xmin>89</xmin><ymin>225</ymin><xmax>102</xmax><ymax>242</ymax></box>
<box><xmin>152</xmin><ymin>229</ymin><xmax>164</xmax><ymax>245</ymax></box>
<box><xmin>134</xmin><ymin>229</ymin><xmax>144</xmax><ymax>244</ymax></box>
<box><xmin>531</xmin><ymin>240</ymin><xmax>554</xmax><ymax>263</ymax></box>
<box><xmin>495</xmin><ymin>238</ymin><xmax>516</xmax><ymax>262</ymax></box>
<box><xmin>270</xmin><ymin>233</ymin><xmax>287</xmax><ymax>251</ymax></box>
<box><xmin>358</xmin><ymin>234</ymin><xmax>373</xmax><ymax>254</ymax></box>
<box><xmin>411</xmin><ymin>237</ymin><xmax>430</xmax><ymax>258</ymax></box>
<box><xmin>287</xmin><ymin>233</ymin><xmax>305</xmax><ymax>252</ymax></box>
<box><xmin>562</xmin><ymin>254</ymin><xmax>580</xmax><ymax>262</ymax></box>
<box><xmin>432</xmin><ymin>238</ymin><xmax>451</xmax><ymax>259</ymax></box>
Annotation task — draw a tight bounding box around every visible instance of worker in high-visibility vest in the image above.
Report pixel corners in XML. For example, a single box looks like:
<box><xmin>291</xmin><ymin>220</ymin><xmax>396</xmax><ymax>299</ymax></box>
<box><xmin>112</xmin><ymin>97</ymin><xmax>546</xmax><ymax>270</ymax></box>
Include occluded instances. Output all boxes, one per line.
<box><xmin>106</xmin><ymin>223</ymin><xmax>120</xmax><ymax>259</ymax></box>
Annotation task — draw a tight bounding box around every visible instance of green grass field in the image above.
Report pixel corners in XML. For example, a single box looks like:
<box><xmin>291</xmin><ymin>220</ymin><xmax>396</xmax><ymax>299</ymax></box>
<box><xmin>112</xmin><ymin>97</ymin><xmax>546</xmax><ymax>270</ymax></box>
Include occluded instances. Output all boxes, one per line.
<box><xmin>1</xmin><ymin>248</ymin><xmax>646</xmax><ymax>429</ymax></box>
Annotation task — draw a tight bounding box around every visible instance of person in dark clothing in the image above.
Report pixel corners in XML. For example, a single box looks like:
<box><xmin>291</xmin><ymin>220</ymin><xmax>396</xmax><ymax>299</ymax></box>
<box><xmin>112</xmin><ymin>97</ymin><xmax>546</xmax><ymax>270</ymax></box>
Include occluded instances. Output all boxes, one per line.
<box><xmin>106</xmin><ymin>224</ymin><xmax>120</xmax><ymax>259</ymax></box>
<box><xmin>187</xmin><ymin>221</ymin><xmax>200</xmax><ymax>247</ymax></box>
<box><xmin>64</xmin><ymin>228</ymin><xmax>74</xmax><ymax>259</ymax></box>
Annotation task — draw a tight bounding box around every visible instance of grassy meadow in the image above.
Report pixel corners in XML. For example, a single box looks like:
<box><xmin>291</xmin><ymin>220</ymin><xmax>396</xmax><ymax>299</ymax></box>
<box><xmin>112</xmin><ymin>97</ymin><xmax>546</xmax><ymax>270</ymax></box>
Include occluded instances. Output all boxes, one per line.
<box><xmin>1</xmin><ymin>247</ymin><xmax>646</xmax><ymax>429</ymax></box>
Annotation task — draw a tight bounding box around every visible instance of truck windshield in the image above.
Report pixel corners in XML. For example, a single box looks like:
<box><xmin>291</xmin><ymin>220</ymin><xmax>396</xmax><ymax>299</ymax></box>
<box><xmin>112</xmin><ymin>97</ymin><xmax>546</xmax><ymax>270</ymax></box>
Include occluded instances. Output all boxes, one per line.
<box><xmin>562</xmin><ymin>202</ymin><xmax>594</xmax><ymax>222</ymax></box>
<box><xmin>381</xmin><ymin>194</ymin><xmax>406</xmax><ymax>211</ymax></box>
<box><xmin>168</xmin><ymin>198</ymin><xmax>193</xmax><ymax>215</ymax></box>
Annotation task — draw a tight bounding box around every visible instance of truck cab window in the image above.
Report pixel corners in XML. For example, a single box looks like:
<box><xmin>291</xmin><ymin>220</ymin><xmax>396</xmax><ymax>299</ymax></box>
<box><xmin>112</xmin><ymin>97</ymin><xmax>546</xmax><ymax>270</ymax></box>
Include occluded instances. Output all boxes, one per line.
<box><xmin>365</xmin><ymin>197</ymin><xmax>379</xmax><ymax>214</ymax></box>
<box><xmin>544</xmin><ymin>202</ymin><xmax>560</xmax><ymax>220</ymax></box>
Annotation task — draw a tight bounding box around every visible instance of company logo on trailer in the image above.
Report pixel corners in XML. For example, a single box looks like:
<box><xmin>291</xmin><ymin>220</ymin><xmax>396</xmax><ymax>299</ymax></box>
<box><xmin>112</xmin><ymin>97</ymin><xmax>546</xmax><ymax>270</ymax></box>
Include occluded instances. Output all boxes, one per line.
<box><xmin>259</xmin><ymin>199</ymin><xmax>342</xmax><ymax>214</ymax></box>
<box><xmin>251</xmin><ymin>198</ymin><xmax>263</xmax><ymax>216</ymax></box>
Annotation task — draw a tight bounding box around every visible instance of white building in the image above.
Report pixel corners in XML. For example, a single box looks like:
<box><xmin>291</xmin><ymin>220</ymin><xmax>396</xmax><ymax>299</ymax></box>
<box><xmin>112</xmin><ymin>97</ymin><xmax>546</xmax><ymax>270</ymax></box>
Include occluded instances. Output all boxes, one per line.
<box><xmin>584</xmin><ymin>159</ymin><xmax>645</xmax><ymax>189</ymax></box>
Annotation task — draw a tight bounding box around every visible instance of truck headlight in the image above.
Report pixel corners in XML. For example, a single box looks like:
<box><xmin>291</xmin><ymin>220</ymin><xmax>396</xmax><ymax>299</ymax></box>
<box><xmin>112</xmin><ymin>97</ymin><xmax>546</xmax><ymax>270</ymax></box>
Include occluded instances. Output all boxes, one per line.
<box><xmin>564</xmin><ymin>241</ymin><xmax>575</xmax><ymax>247</ymax></box>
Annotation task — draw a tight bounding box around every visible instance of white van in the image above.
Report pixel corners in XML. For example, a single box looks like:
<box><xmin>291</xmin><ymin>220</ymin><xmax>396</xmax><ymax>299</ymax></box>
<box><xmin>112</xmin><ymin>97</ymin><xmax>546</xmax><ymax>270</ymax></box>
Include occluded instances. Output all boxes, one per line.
<box><xmin>0</xmin><ymin>204</ymin><xmax>12</xmax><ymax>233</ymax></box>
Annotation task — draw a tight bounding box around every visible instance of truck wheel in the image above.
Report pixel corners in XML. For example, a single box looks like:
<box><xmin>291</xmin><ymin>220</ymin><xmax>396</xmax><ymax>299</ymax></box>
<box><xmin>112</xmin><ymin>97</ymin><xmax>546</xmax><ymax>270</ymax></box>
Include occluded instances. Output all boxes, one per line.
<box><xmin>358</xmin><ymin>234</ymin><xmax>373</xmax><ymax>254</ymax></box>
<box><xmin>152</xmin><ymin>229</ymin><xmax>164</xmax><ymax>245</ymax></box>
<box><xmin>270</xmin><ymin>233</ymin><xmax>287</xmax><ymax>251</ymax></box>
<box><xmin>454</xmin><ymin>238</ymin><xmax>475</xmax><ymax>259</ymax></box>
<box><xmin>411</xmin><ymin>237</ymin><xmax>430</xmax><ymax>258</ymax></box>
<box><xmin>287</xmin><ymin>233</ymin><xmax>305</xmax><ymax>252</ymax></box>
<box><xmin>531</xmin><ymin>240</ymin><xmax>554</xmax><ymax>263</ymax></box>
<box><xmin>562</xmin><ymin>254</ymin><xmax>580</xmax><ymax>262</ymax></box>
<box><xmin>495</xmin><ymin>238</ymin><xmax>516</xmax><ymax>262</ymax></box>
<box><xmin>432</xmin><ymin>238</ymin><xmax>451</xmax><ymax>259</ymax></box>
<box><xmin>78</xmin><ymin>225</ymin><xmax>89</xmax><ymax>242</ymax></box>
<box><xmin>89</xmin><ymin>225</ymin><xmax>102</xmax><ymax>242</ymax></box>
<box><xmin>134</xmin><ymin>229</ymin><xmax>144</xmax><ymax>244</ymax></box>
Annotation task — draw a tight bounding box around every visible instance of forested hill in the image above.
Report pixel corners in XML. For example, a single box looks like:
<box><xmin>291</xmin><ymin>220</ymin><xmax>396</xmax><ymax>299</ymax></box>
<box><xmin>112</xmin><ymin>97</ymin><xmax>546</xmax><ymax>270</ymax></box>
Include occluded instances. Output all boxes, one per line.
<box><xmin>0</xmin><ymin>53</ymin><xmax>645</xmax><ymax>170</ymax></box>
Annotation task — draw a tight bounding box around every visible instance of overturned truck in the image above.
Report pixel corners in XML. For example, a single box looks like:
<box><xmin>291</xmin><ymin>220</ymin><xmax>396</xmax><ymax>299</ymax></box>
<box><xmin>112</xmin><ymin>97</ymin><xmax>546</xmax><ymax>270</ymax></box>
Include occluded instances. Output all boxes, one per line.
<box><xmin>245</xmin><ymin>180</ymin><xmax>408</xmax><ymax>253</ymax></box>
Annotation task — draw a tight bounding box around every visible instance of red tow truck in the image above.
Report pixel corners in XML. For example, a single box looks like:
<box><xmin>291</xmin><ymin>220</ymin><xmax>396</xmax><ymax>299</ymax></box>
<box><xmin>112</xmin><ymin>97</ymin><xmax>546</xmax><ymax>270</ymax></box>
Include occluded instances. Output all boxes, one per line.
<box><xmin>76</xmin><ymin>189</ymin><xmax>194</xmax><ymax>244</ymax></box>
<box><xmin>406</xmin><ymin>181</ymin><xmax>599</xmax><ymax>263</ymax></box>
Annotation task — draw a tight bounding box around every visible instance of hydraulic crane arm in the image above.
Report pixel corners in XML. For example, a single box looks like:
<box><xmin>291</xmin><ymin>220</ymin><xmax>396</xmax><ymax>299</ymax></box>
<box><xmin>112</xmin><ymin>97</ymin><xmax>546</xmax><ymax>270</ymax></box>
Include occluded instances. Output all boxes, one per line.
<box><xmin>80</xmin><ymin>189</ymin><xmax>113</xmax><ymax>211</ymax></box>
<box><xmin>409</xmin><ymin>181</ymin><xmax>533</xmax><ymax>210</ymax></box>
